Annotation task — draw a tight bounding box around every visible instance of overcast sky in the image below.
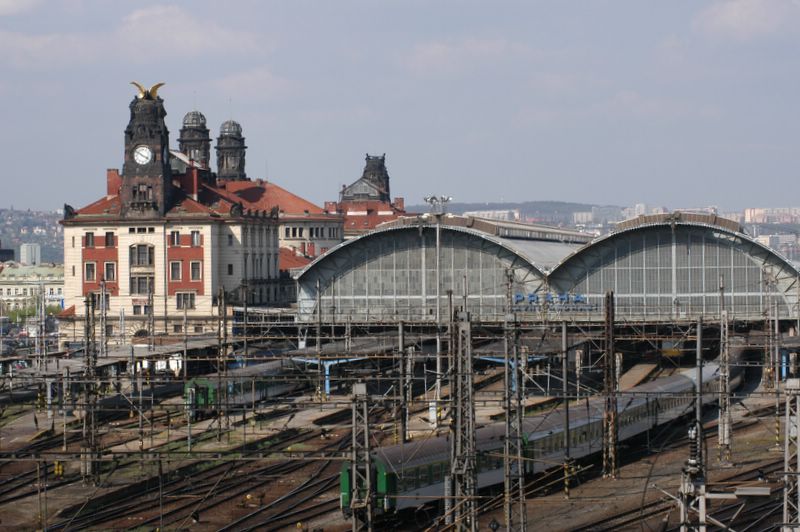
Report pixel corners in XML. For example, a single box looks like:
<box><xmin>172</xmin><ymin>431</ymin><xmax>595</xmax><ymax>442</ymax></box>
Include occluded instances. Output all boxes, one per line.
<box><xmin>1</xmin><ymin>0</ymin><xmax>798</xmax><ymax>212</ymax></box>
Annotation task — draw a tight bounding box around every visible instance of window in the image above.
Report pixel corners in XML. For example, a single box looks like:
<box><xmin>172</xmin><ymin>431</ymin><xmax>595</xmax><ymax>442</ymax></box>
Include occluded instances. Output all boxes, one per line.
<box><xmin>85</xmin><ymin>232</ymin><xmax>95</xmax><ymax>248</ymax></box>
<box><xmin>291</xmin><ymin>227</ymin><xmax>297</xmax><ymax>238</ymax></box>
<box><xmin>104</xmin><ymin>262</ymin><xmax>116</xmax><ymax>282</ymax></box>
<box><xmin>129</xmin><ymin>227</ymin><xmax>136</xmax><ymax>233</ymax></box>
<box><xmin>72</xmin><ymin>265</ymin><xmax>75</xmax><ymax>277</ymax></box>
<box><xmin>173</xmin><ymin>324</ymin><xmax>183</xmax><ymax>333</ymax></box>
<box><xmin>57</xmin><ymin>288</ymin><xmax>62</xmax><ymax>295</ymax></box>
<box><xmin>227</xmin><ymin>264</ymin><xmax>233</xmax><ymax>275</ymax></box>
<box><xmin>137</xmin><ymin>227</ymin><xmax>146</xmax><ymax>233</ymax></box>
<box><xmin>191</xmin><ymin>230</ymin><xmax>201</xmax><ymax>247</ymax></box>
<box><xmin>176</xmin><ymin>292</ymin><xmax>195</xmax><ymax>309</ymax></box>
<box><xmin>170</xmin><ymin>261</ymin><xmax>182</xmax><ymax>281</ymax></box>
<box><xmin>148</xmin><ymin>227</ymin><xmax>155</xmax><ymax>233</ymax></box>
<box><xmin>194</xmin><ymin>325</ymin><xmax>203</xmax><ymax>333</ymax></box>
<box><xmin>130</xmin><ymin>245</ymin><xmax>154</xmax><ymax>266</ymax></box>
<box><xmin>71</xmin><ymin>236</ymin><xmax>75</xmax><ymax>248</ymax></box>
<box><xmin>284</xmin><ymin>227</ymin><xmax>290</xmax><ymax>238</ymax></box>
<box><xmin>85</xmin><ymin>262</ymin><xmax>96</xmax><ymax>281</ymax></box>
<box><xmin>130</xmin><ymin>276</ymin><xmax>154</xmax><ymax>294</ymax></box>
<box><xmin>105</xmin><ymin>232</ymin><xmax>115</xmax><ymax>247</ymax></box>
<box><xmin>228</xmin><ymin>234</ymin><xmax>234</xmax><ymax>246</ymax></box>
<box><xmin>170</xmin><ymin>231</ymin><xmax>180</xmax><ymax>246</ymax></box>
<box><xmin>49</xmin><ymin>288</ymin><xmax>54</xmax><ymax>295</ymax></box>
<box><xmin>133</xmin><ymin>305</ymin><xmax>142</xmax><ymax>315</ymax></box>
<box><xmin>299</xmin><ymin>227</ymin><xmax>304</xmax><ymax>238</ymax></box>
<box><xmin>132</xmin><ymin>184</ymin><xmax>153</xmax><ymax>202</ymax></box>
<box><xmin>190</xmin><ymin>261</ymin><xmax>202</xmax><ymax>281</ymax></box>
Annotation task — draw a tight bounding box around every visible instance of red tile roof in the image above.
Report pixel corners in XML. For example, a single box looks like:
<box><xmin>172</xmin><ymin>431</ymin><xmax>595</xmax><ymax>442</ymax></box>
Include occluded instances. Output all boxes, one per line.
<box><xmin>75</xmin><ymin>195</ymin><xmax>121</xmax><ymax>216</ymax></box>
<box><xmin>67</xmin><ymin>172</ymin><xmax>338</xmax><ymax>225</ymax></box>
<box><xmin>279</xmin><ymin>246</ymin><xmax>313</xmax><ymax>271</ymax></box>
<box><xmin>222</xmin><ymin>180</ymin><xmax>324</xmax><ymax>215</ymax></box>
<box><xmin>57</xmin><ymin>305</ymin><xmax>76</xmax><ymax>318</ymax></box>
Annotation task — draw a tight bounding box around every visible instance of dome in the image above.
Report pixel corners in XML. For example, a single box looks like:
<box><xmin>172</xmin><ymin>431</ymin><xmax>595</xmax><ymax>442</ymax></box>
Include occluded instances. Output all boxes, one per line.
<box><xmin>182</xmin><ymin>110</ymin><xmax>206</xmax><ymax>128</ymax></box>
<box><xmin>220</xmin><ymin>119</ymin><xmax>242</xmax><ymax>136</ymax></box>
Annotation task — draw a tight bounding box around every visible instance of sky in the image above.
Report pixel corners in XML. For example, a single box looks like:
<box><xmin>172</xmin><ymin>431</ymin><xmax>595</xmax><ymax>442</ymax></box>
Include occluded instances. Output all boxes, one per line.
<box><xmin>0</xmin><ymin>0</ymin><xmax>799</xmax><ymax>212</ymax></box>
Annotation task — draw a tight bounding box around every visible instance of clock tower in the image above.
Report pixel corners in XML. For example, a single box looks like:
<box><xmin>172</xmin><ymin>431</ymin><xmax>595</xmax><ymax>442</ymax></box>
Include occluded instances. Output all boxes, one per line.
<box><xmin>120</xmin><ymin>82</ymin><xmax>173</xmax><ymax>217</ymax></box>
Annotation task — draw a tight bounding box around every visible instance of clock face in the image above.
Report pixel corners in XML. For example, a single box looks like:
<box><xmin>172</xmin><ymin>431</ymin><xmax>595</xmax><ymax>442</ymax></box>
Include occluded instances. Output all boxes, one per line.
<box><xmin>133</xmin><ymin>145</ymin><xmax>153</xmax><ymax>165</ymax></box>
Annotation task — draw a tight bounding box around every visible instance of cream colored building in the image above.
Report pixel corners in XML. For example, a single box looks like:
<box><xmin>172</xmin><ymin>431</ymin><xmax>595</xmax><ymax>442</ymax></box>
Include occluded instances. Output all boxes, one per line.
<box><xmin>0</xmin><ymin>262</ymin><xmax>64</xmax><ymax>311</ymax></box>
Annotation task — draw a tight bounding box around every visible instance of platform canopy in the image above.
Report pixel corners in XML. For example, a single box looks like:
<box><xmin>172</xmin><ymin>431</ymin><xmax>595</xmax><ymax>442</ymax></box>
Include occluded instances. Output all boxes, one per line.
<box><xmin>548</xmin><ymin>212</ymin><xmax>800</xmax><ymax>321</ymax></box>
<box><xmin>296</xmin><ymin>212</ymin><xmax>800</xmax><ymax>324</ymax></box>
<box><xmin>295</xmin><ymin>215</ymin><xmax>586</xmax><ymax>322</ymax></box>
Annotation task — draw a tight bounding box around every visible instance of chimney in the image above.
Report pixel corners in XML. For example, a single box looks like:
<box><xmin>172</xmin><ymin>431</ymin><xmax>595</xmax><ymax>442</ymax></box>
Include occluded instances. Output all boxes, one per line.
<box><xmin>106</xmin><ymin>169</ymin><xmax>122</xmax><ymax>197</ymax></box>
<box><xmin>180</xmin><ymin>168</ymin><xmax>200</xmax><ymax>201</ymax></box>
<box><xmin>394</xmin><ymin>197</ymin><xmax>404</xmax><ymax>211</ymax></box>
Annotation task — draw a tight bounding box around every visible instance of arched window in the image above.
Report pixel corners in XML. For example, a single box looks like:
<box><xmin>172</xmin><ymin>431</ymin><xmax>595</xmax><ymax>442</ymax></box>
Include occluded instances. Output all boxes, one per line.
<box><xmin>129</xmin><ymin>244</ymin><xmax>154</xmax><ymax>267</ymax></box>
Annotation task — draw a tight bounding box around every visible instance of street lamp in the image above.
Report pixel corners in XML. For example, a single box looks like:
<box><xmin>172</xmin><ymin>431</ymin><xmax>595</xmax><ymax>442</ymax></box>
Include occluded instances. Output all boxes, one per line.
<box><xmin>423</xmin><ymin>195</ymin><xmax>452</xmax><ymax>427</ymax></box>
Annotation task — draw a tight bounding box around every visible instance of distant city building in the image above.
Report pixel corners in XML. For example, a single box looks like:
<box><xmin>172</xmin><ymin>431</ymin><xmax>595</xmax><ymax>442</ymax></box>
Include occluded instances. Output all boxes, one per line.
<box><xmin>325</xmin><ymin>154</ymin><xmax>408</xmax><ymax>238</ymax></box>
<box><xmin>744</xmin><ymin>207</ymin><xmax>800</xmax><ymax>224</ymax></box>
<box><xmin>19</xmin><ymin>243</ymin><xmax>41</xmax><ymax>265</ymax></box>
<box><xmin>0</xmin><ymin>240</ymin><xmax>13</xmax><ymax>263</ymax></box>
<box><xmin>0</xmin><ymin>262</ymin><xmax>64</xmax><ymax>310</ymax></box>
<box><xmin>462</xmin><ymin>209</ymin><xmax>520</xmax><ymax>222</ymax></box>
<box><xmin>590</xmin><ymin>206</ymin><xmax>623</xmax><ymax>225</ymax></box>
<box><xmin>572</xmin><ymin>211</ymin><xmax>593</xmax><ymax>225</ymax></box>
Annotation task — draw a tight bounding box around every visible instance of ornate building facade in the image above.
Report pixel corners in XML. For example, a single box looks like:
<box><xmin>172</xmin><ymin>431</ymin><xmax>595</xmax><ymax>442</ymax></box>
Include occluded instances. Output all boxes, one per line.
<box><xmin>325</xmin><ymin>154</ymin><xmax>409</xmax><ymax>238</ymax></box>
<box><xmin>61</xmin><ymin>84</ymin><xmax>281</xmax><ymax>339</ymax></box>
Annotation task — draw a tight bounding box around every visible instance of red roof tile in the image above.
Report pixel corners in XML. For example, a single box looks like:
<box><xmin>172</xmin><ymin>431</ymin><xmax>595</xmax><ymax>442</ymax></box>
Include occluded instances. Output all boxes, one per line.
<box><xmin>223</xmin><ymin>180</ymin><xmax>324</xmax><ymax>215</ymax></box>
<box><xmin>57</xmin><ymin>305</ymin><xmax>75</xmax><ymax>318</ymax></box>
<box><xmin>279</xmin><ymin>247</ymin><xmax>313</xmax><ymax>271</ymax></box>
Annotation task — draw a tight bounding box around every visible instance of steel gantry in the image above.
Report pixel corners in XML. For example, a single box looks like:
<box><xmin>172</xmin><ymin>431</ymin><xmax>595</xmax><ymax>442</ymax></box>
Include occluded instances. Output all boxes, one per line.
<box><xmin>602</xmin><ymin>291</ymin><xmax>618</xmax><ymax>479</ymax></box>
<box><xmin>504</xmin><ymin>312</ymin><xmax>527</xmax><ymax>531</ymax></box>
<box><xmin>350</xmin><ymin>382</ymin><xmax>373</xmax><ymax>532</ymax></box>
<box><xmin>81</xmin><ymin>293</ymin><xmax>100</xmax><ymax>485</ymax></box>
<box><xmin>450</xmin><ymin>311</ymin><xmax>477</xmax><ymax>531</ymax></box>
<box><xmin>784</xmin><ymin>378</ymin><xmax>800</xmax><ymax>531</ymax></box>
<box><xmin>718</xmin><ymin>309</ymin><xmax>732</xmax><ymax>464</ymax></box>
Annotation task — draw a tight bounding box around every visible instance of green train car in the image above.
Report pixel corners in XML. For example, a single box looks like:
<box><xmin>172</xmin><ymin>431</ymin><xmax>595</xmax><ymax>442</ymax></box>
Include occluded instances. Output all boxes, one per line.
<box><xmin>185</xmin><ymin>360</ymin><xmax>303</xmax><ymax>420</ymax></box>
<box><xmin>340</xmin><ymin>361</ymin><xmax>744</xmax><ymax>517</ymax></box>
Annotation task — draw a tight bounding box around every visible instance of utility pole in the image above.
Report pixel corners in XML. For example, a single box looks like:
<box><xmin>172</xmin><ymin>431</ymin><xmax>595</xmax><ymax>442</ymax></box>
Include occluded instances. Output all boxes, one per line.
<box><xmin>451</xmin><ymin>311</ymin><xmax>477</xmax><ymax>531</ymax></box>
<box><xmin>350</xmin><ymin>382</ymin><xmax>373</xmax><ymax>532</ymax></box>
<box><xmin>503</xmin><ymin>309</ymin><xmax>527</xmax><ymax>531</ymax></box>
<box><xmin>82</xmin><ymin>294</ymin><xmax>99</xmax><ymax>485</ymax></box>
<box><xmin>679</xmin><ymin>318</ymin><xmax>706</xmax><ymax>532</ymax></box>
<box><xmin>425</xmin><ymin>194</ymin><xmax>451</xmax><ymax>428</ymax></box>
<box><xmin>602</xmin><ymin>291</ymin><xmax>618</xmax><ymax>479</ymax></box>
<box><xmin>182</xmin><ymin>305</ymin><xmax>188</xmax><ymax>382</ymax></box>
<box><xmin>147</xmin><ymin>288</ymin><xmax>155</xmax><ymax>352</ymax></box>
<box><xmin>783</xmin><ymin>378</ymin><xmax>800</xmax><ymax>531</ymax></box>
<box><xmin>316</xmin><ymin>278</ymin><xmax>323</xmax><ymax>400</ymax></box>
<box><xmin>99</xmin><ymin>280</ymin><xmax>107</xmax><ymax>359</ymax></box>
<box><xmin>718</xmin><ymin>308</ymin><xmax>731</xmax><ymax>464</ymax></box>
<box><xmin>562</xmin><ymin>321</ymin><xmax>572</xmax><ymax>497</ymax></box>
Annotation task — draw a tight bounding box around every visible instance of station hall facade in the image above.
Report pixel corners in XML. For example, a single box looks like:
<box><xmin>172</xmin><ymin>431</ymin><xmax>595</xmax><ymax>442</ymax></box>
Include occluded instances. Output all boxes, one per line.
<box><xmin>296</xmin><ymin>212</ymin><xmax>800</xmax><ymax>324</ymax></box>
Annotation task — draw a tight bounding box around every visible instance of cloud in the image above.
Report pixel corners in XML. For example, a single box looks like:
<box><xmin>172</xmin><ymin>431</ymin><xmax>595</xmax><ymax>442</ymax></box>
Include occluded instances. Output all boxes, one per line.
<box><xmin>404</xmin><ymin>38</ymin><xmax>532</xmax><ymax>77</ymax></box>
<box><xmin>693</xmin><ymin>0</ymin><xmax>800</xmax><ymax>40</ymax></box>
<box><xmin>211</xmin><ymin>67</ymin><xmax>294</xmax><ymax>101</ymax></box>
<box><xmin>116</xmin><ymin>5</ymin><xmax>259</xmax><ymax>61</ymax></box>
<box><xmin>0</xmin><ymin>4</ymin><xmax>261</xmax><ymax>69</ymax></box>
<box><xmin>0</xmin><ymin>0</ymin><xmax>40</xmax><ymax>16</ymax></box>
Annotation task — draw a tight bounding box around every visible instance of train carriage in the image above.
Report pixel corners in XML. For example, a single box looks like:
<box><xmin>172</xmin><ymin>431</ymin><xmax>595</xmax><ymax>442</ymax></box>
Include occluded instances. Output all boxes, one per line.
<box><xmin>341</xmin><ymin>350</ymin><xmax>745</xmax><ymax>517</ymax></box>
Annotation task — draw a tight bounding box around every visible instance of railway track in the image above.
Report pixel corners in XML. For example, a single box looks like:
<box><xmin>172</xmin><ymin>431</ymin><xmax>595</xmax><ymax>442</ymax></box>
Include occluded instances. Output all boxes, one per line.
<box><xmin>575</xmin><ymin>458</ymin><xmax>784</xmax><ymax>531</ymax></box>
<box><xmin>218</xmin><ymin>437</ymin><xmax>350</xmax><ymax>531</ymax></box>
<box><xmin>47</xmin><ymin>427</ymin><xmax>336</xmax><ymax>530</ymax></box>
